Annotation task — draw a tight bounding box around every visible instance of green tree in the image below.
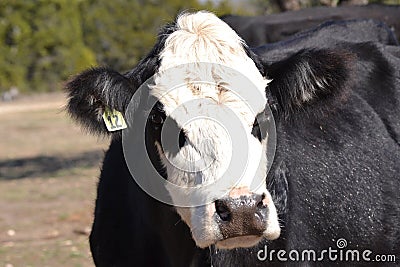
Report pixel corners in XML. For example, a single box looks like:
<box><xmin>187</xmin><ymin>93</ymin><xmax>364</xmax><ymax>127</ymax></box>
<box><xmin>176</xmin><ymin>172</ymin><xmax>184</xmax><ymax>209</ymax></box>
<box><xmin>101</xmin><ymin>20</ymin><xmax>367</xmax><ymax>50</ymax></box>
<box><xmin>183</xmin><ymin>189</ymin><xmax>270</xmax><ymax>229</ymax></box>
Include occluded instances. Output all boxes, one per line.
<box><xmin>28</xmin><ymin>0</ymin><xmax>96</xmax><ymax>92</ymax></box>
<box><xmin>0</xmin><ymin>0</ymin><xmax>236</xmax><ymax>93</ymax></box>
<box><xmin>79</xmin><ymin>0</ymin><xmax>236</xmax><ymax>72</ymax></box>
<box><xmin>0</xmin><ymin>2</ymin><xmax>33</xmax><ymax>92</ymax></box>
<box><xmin>0</xmin><ymin>0</ymin><xmax>96</xmax><ymax>93</ymax></box>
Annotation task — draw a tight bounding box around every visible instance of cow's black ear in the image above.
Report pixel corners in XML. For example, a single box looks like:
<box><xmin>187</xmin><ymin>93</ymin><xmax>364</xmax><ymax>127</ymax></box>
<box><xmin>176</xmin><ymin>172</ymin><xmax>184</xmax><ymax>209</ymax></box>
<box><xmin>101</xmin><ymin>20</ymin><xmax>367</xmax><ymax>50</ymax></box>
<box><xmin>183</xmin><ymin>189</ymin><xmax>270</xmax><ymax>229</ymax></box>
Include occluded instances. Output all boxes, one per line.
<box><xmin>265</xmin><ymin>49</ymin><xmax>354</xmax><ymax>120</ymax></box>
<box><xmin>65</xmin><ymin>67</ymin><xmax>136</xmax><ymax>136</ymax></box>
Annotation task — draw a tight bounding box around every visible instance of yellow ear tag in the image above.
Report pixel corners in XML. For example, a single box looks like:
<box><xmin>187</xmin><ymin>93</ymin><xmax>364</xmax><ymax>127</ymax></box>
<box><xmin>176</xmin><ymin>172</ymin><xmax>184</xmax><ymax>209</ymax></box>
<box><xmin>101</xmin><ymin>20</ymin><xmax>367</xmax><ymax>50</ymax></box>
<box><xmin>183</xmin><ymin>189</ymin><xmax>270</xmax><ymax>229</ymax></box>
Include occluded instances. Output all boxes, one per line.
<box><xmin>102</xmin><ymin>107</ymin><xmax>127</xmax><ymax>132</ymax></box>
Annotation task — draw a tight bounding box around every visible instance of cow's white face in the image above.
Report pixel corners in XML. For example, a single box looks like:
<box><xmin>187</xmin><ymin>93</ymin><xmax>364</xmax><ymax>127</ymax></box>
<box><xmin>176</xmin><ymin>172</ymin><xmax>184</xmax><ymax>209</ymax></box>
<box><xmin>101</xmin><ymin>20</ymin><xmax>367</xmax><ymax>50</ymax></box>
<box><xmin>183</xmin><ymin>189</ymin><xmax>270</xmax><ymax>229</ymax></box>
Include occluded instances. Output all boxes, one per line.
<box><xmin>147</xmin><ymin>12</ymin><xmax>280</xmax><ymax>249</ymax></box>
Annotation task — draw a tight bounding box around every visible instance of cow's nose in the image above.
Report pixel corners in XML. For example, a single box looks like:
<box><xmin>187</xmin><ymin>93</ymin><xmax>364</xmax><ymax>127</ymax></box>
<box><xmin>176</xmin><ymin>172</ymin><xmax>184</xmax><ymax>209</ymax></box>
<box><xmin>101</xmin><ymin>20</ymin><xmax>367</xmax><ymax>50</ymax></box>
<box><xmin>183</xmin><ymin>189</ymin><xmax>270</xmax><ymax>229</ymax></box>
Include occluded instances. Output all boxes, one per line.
<box><xmin>214</xmin><ymin>191</ymin><xmax>268</xmax><ymax>239</ymax></box>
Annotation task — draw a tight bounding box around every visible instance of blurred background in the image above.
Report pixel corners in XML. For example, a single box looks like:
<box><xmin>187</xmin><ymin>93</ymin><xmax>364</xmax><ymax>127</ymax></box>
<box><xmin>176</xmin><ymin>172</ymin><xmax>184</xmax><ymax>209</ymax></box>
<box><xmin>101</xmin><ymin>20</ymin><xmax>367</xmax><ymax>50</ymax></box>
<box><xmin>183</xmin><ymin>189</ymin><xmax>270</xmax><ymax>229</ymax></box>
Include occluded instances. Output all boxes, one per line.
<box><xmin>0</xmin><ymin>0</ymin><xmax>399</xmax><ymax>266</ymax></box>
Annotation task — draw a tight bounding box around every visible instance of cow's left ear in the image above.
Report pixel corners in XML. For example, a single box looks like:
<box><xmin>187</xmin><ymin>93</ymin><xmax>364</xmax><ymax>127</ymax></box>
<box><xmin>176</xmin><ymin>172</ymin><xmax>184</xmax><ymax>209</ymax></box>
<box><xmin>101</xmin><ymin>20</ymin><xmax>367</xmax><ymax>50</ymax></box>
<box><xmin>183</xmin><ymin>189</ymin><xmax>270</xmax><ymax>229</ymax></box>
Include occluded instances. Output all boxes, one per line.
<box><xmin>65</xmin><ymin>67</ymin><xmax>137</xmax><ymax>136</ymax></box>
<box><xmin>264</xmin><ymin>49</ymin><xmax>354</xmax><ymax>120</ymax></box>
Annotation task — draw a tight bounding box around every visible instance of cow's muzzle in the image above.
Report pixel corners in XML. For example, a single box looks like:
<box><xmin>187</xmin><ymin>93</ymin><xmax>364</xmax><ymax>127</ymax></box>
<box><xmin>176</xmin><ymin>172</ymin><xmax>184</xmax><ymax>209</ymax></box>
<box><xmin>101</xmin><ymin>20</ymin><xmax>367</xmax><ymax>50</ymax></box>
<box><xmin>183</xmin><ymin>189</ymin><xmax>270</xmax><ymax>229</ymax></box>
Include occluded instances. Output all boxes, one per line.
<box><xmin>214</xmin><ymin>188</ymin><xmax>269</xmax><ymax>248</ymax></box>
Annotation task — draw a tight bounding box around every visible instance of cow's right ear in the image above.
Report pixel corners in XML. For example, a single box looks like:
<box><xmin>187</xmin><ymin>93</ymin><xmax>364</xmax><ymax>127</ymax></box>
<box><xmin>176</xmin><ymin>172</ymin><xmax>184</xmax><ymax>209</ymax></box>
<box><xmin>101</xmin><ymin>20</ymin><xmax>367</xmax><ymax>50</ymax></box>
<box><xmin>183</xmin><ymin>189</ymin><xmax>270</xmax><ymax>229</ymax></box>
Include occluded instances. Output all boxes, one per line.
<box><xmin>65</xmin><ymin>67</ymin><xmax>137</xmax><ymax>136</ymax></box>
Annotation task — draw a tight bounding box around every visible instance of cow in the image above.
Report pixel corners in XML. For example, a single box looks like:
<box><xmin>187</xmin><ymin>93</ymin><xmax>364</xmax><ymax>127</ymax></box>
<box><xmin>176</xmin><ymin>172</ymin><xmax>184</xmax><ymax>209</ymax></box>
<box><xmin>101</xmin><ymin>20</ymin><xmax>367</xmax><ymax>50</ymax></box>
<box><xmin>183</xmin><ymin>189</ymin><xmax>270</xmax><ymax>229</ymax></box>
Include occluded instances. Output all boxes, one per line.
<box><xmin>65</xmin><ymin>11</ymin><xmax>400</xmax><ymax>266</ymax></box>
<box><xmin>221</xmin><ymin>4</ymin><xmax>400</xmax><ymax>47</ymax></box>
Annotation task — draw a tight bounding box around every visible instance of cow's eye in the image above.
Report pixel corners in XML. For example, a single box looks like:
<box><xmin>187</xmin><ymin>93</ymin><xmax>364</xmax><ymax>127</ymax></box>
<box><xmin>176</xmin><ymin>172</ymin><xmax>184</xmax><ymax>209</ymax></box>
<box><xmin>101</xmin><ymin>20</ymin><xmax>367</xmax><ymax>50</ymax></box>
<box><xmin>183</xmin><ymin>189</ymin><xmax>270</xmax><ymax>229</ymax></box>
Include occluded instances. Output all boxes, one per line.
<box><xmin>251</xmin><ymin>118</ymin><xmax>262</xmax><ymax>141</ymax></box>
<box><xmin>149</xmin><ymin>112</ymin><xmax>164</xmax><ymax>125</ymax></box>
<box><xmin>251</xmin><ymin>111</ymin><xmax>268</xmax><ymax>142</ymax></box>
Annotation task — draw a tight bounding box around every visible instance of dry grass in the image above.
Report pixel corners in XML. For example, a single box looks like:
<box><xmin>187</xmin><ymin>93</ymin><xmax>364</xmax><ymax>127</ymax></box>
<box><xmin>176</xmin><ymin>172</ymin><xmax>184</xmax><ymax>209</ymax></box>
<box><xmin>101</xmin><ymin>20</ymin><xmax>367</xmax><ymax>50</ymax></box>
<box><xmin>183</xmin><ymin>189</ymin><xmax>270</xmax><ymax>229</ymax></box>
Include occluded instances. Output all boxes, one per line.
<box><xmin>0</xmin><ymin>93</ymin><xmax>109</xmax><ymax>267</ymax></box>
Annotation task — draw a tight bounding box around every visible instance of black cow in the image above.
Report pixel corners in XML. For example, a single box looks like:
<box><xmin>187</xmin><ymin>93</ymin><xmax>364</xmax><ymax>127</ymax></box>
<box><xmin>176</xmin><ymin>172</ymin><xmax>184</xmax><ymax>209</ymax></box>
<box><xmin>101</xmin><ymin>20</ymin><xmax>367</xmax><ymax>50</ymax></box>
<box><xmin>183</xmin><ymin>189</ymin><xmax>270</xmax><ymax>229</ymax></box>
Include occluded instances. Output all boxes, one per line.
<box><xmin>222</xmin><ymin>4</ymin><xmax>400</xmax><ymax>47</ymax></box>
<box><xmin>65</xmin><ymin>11</ymin><xmax>400</xmax><ymax>266</ymax></box>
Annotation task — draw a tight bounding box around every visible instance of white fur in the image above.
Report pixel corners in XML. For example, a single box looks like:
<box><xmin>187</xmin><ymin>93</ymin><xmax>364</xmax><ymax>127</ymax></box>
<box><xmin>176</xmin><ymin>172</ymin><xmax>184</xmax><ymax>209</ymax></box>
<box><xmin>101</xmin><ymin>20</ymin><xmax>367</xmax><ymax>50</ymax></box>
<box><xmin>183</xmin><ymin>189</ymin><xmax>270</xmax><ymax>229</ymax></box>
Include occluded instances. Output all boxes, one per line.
<box><xmin>152</xmin><ymin>11</ymin><xmax>280</xmax><ymax>248</ymax></box>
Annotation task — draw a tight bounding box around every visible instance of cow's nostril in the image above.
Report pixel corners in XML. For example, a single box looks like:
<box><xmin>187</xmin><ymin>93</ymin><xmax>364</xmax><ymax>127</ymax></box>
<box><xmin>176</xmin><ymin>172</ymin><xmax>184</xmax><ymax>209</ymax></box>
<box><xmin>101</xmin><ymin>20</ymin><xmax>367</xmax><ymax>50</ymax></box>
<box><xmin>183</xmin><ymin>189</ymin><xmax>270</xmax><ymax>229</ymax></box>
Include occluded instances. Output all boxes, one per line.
<box><xmin>215</xmin><ymin>200</ymin><xmax>231</xmax><ymax>222</ymax></box>
<box><xmin>257</xmin><ymin>193</ymin><xmax>267</xmax><ymax>209</ymax></box>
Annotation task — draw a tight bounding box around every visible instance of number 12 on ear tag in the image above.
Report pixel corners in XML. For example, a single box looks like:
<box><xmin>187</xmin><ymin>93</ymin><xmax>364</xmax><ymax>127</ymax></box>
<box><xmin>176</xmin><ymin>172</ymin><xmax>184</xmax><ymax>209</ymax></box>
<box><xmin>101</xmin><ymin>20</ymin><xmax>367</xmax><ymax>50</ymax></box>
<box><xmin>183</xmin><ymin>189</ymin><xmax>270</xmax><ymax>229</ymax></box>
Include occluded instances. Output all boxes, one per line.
<box><xmin>102</xmin><ymin>107</ymin><xmax>127</xmax><ymax>132</ymax></box>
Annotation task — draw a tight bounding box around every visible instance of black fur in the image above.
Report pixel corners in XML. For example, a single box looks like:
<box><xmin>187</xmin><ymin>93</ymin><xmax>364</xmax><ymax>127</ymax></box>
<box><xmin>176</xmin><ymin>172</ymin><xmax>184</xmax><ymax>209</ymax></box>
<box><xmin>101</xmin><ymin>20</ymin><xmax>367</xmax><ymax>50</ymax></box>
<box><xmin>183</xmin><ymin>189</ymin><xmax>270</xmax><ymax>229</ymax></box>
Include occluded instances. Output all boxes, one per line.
<box><xmin>222</xmin><ymin>5</ymin><xmax>400</xmax><ymax>47</ymax></box>
<box><xmin>266</xmin><ymin>49</ymin><xmax>354</xmax><ymax>121</ymax></box>
<box><xmin>209</xmin><ymin>38</ymin><xmax>400</xmax><ymax>266</ymax></box>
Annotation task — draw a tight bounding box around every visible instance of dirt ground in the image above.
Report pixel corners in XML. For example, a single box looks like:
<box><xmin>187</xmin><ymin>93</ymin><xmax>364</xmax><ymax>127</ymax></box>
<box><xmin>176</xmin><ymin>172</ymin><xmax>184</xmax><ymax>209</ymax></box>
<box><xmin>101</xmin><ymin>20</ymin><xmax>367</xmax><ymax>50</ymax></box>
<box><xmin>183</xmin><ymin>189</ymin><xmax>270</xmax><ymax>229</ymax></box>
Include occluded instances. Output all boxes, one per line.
<box><xmin>0</xmin><ymin>93</ymin><xmax>109</xmax><ymax>267</ymax></box>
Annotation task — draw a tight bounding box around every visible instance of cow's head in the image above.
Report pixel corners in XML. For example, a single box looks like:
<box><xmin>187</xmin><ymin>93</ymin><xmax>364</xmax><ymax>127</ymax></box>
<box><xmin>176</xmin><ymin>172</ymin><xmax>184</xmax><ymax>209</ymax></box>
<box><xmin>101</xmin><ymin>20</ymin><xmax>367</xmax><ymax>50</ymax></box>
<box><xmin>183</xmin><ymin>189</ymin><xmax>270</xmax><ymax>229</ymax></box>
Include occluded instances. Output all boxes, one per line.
<box><xmin>65</xmin><ymin>11</ymin><xmax>352</xmax><ymax>249</ymax></box>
